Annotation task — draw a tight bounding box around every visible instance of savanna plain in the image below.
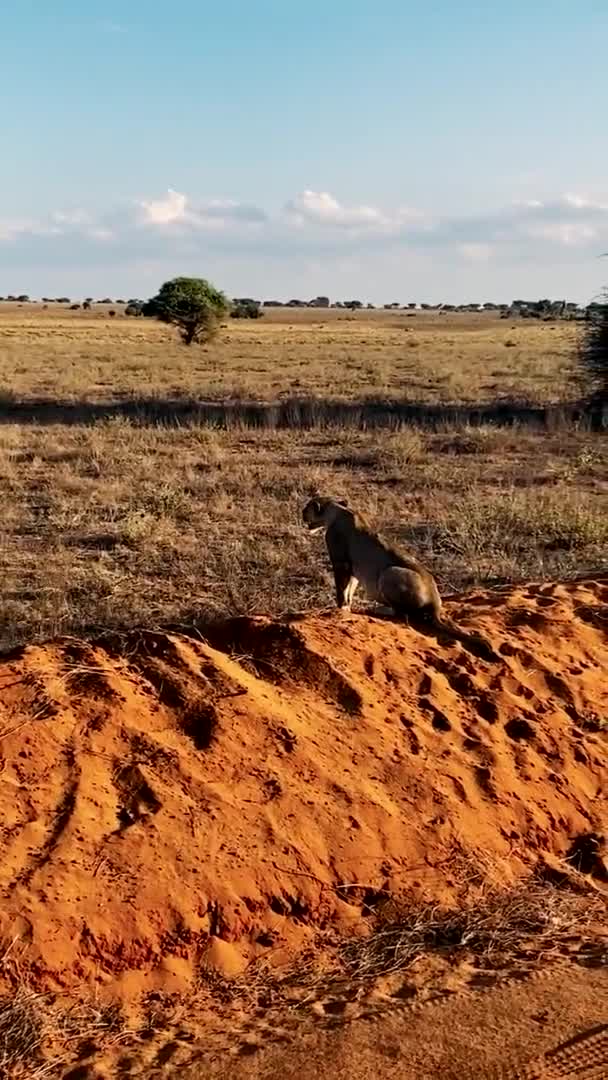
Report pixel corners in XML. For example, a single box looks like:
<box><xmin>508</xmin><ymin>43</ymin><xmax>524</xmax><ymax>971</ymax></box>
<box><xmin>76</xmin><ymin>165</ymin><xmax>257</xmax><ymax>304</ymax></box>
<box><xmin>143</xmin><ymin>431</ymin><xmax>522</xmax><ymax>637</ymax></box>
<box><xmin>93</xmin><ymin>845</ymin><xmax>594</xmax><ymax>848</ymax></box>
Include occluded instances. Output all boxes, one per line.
<box><xmin>0</xmin><ymin>306</ymin><xmax>605</xmax><ymax>645</ymax></box>
<box><xmin>0</xmin><ymin>304</ymin><xmax>606</xmax><ymax>1079</ymax></box>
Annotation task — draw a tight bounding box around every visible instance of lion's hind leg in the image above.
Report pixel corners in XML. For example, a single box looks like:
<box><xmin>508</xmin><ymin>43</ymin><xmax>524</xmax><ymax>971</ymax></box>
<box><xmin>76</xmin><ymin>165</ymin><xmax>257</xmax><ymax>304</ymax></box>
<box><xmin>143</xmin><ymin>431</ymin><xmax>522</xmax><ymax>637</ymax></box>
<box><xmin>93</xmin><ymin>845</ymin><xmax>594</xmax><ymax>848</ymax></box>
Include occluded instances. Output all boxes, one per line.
<box><xmin>378</xmin><ymin>566</ymin><xmax>425</xmax><ymax>618</ymax></box>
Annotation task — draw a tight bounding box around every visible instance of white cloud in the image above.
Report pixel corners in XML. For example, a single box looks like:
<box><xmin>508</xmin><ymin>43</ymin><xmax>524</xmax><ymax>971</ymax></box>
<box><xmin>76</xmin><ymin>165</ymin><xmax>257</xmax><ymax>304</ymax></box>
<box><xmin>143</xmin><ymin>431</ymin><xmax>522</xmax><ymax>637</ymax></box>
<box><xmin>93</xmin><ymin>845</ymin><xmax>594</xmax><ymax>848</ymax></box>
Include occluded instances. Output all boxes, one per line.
<box><xmin>562</xmin><ymin>192</ymin><xmax>608</xmax><ymax>211</ymax></box>
<box><xmin>139</xmin><ymin>189</ymin><xmax>188</xmax><ymax>226</ymax></box>
<box><xmin>0</xmin><ymin>218</ymin><xmax>35</xmax><ymax>241</ymax></box>
<box><xmin>2</xmin><ymin>187</ymin><xmax>608</xmax><ymax>300</ymax></box>
<box><xmin>52</xmin><ymin>209</ymin><xmax>94</xmax><ymax>226</ymax></box>
<box><xmin>524</xmin><ymin>222</ymin><xmax>597</xmax><ymax>247</ymax></box>
<box><xmin>284</xmin><ymin>190</ymin><xmax>428</xmax><ymax>232</ymax></box>
<box><xmin>137</xmin><ymin>189</ymin><xmax>266</xmax><ymax>230</ymax></box>
<box><xmin>285</xmin><ymin>190</ymin><xmax>388</xmax><ymax>228</ymax></box>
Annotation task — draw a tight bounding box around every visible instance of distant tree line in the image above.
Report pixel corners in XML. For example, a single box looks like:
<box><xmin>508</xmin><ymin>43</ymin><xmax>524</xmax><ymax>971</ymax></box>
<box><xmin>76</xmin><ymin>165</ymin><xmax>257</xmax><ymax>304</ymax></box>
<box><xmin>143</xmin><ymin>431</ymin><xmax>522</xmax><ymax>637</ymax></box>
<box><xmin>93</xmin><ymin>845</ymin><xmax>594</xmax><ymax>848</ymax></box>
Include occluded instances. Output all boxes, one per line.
<box><xmin>255</xmin><ymin>297</ymin><xmax>598</xmax><ymax>320</ymax></box>
<box><xmin>0</xmin><ymin>293</ymin><xmax>602</xmax><ymax>323</ymax></box>
<box><xmin>0</xmin><ymin>295</ymin><xmax>125</xmax><ymax>305</ymax></box>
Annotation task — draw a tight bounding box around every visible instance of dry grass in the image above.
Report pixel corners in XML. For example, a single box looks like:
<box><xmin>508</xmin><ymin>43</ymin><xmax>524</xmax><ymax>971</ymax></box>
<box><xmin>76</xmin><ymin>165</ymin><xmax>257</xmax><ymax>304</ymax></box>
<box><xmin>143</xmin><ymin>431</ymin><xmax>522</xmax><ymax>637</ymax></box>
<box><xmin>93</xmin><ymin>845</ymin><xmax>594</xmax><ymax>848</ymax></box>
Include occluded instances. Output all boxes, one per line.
<box><xmin>0</xmin><ymin>305</ymin><xmax>585</xmax><ymax>405</ymax></box>
<box><xmin>0</xmin><ymin>419</ymin><xmax>605</xmax><ymax>650</ymax></box>
<box><xmin>205</xmin><ymin>877</ymin><xmax>606</xmax><ymax>1011</ymax></box>
<box><xmin>0</xmin><ymin>991</ymin><xmax>45</xmax><ymax>1078</ymax></box>
<box><xmin>0</xmin><ymin>305</ymin><xmax>604</xmax><ymax>650</ymax></box>
<box><xmin>0</xmin><ymin>411</ymin><xmax>605</xmax><ymax>651</ymax></box>
<box><xmin>0</xmin><ymin>992</ymin><xmax>130</xmax><ymax>1079</ymax></box>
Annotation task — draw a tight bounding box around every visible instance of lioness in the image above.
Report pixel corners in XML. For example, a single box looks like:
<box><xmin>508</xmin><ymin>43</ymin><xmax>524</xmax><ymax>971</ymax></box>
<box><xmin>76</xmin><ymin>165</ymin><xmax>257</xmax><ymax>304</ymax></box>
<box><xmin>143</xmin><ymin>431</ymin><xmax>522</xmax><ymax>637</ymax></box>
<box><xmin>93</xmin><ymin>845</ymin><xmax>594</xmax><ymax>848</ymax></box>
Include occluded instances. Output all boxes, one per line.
<box><xmin>303</xmin><ymin>496</ymin><xmax>500</xmax><ymax>661</ymax></box>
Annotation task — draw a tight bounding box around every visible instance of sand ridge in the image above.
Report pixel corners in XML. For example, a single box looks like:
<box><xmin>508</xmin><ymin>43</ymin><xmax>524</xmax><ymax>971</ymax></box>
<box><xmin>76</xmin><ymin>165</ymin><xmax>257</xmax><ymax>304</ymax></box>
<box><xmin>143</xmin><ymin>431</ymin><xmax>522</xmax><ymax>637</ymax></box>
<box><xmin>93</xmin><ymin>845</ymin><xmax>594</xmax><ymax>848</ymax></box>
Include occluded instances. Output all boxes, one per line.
<box><xmin>0</xmin><ymin>575</ymin><xmax>606</xmax><ymax>997</ymax></box>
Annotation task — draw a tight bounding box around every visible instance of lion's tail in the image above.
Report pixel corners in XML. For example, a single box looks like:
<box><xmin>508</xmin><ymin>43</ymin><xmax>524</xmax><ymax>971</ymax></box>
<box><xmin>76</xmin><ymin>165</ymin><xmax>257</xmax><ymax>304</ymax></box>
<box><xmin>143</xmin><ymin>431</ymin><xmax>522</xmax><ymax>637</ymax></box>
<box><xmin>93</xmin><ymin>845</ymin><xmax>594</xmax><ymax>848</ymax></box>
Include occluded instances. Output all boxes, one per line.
<box><xmin>419</xmin><ymin>613</ymin><xmax>501</xmax><ymax>663</ymax></box>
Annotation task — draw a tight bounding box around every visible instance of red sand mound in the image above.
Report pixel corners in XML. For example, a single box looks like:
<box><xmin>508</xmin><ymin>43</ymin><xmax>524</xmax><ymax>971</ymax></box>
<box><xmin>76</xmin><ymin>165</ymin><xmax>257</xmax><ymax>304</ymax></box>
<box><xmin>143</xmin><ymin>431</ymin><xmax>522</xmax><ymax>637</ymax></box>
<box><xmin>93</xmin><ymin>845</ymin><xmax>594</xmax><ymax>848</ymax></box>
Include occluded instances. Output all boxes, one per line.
<box><xmin>0</xmin><ymin>577</ymin><xmax>606</xmax><ymax>997</ymax></box>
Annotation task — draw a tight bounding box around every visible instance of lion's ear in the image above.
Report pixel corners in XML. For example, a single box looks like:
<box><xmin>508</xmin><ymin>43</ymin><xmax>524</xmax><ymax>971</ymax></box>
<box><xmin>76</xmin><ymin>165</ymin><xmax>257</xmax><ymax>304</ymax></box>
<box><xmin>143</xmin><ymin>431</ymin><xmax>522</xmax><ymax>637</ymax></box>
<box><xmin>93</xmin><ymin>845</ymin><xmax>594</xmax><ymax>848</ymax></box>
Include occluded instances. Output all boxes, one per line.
<box><xmin>312</xmin><ymin>498</ymin><xmax>322</xmax><ymax>514</ymax></box>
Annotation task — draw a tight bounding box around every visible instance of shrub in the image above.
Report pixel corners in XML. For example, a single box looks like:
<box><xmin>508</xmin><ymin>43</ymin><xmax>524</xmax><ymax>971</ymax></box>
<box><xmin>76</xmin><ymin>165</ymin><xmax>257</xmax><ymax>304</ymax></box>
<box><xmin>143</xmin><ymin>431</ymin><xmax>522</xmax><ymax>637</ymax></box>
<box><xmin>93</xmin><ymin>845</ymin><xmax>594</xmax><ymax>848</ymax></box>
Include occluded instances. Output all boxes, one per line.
<box><xmin>579</xmin><ymin>290</ymin><xmax>608</xmax><ymax>409</ymax></box>
<box><xmin>143</xmin><ymin>276</ymin><xmax>229</xmax><ymax>345</ymax></box>
<box><xmin>230</xmin><ymin>299</ymin><xmax>263</xmax><ymax>319</ymax></box>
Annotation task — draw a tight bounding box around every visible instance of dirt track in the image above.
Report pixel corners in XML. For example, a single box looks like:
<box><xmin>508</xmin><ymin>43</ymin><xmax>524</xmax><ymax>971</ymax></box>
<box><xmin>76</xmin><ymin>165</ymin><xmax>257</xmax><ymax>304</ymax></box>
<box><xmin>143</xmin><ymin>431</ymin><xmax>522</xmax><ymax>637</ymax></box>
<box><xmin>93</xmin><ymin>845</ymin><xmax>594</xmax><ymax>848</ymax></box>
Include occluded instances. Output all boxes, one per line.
<box><xmin>187</xmin><ymin>962</ymin><xmax>608</xmax><ymax>1080</ymax></box>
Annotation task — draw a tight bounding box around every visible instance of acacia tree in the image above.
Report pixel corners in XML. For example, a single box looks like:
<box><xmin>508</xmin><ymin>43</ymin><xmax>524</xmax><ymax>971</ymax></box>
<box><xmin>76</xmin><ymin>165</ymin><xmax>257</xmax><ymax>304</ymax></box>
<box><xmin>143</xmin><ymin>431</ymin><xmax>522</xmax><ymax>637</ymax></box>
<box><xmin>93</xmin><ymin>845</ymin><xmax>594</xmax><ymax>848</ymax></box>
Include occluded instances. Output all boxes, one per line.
<box><xmin>144</xmin><ymin>276</ymin><xmax>229</xmax><ymax>345</ymax></box>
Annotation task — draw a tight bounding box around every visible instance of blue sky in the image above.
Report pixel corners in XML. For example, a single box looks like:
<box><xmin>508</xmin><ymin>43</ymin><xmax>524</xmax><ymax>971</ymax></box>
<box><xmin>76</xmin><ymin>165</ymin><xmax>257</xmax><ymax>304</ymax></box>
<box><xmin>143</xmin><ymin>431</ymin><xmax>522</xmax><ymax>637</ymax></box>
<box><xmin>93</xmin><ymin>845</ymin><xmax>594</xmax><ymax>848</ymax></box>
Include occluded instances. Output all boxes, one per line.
<box><xmin>2</xmin><ymin>0</ymin><xmax>608</xmax><ymax>301</ymax></box>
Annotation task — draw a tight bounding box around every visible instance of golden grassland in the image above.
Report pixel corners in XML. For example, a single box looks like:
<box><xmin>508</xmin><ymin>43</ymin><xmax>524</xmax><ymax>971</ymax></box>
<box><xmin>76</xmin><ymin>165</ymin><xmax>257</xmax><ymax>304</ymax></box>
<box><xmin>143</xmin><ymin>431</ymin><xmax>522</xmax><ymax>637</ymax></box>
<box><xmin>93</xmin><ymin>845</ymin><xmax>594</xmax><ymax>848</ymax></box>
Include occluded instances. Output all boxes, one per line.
<box><xmin>0</xmin><ymin>305</ymin><xmax>604</xmax><ymax>650</ymax></box>
<box><xmin>0</xmin><ymin>304</ymin><xmax>584</xmax><ymax>404</ymax></box>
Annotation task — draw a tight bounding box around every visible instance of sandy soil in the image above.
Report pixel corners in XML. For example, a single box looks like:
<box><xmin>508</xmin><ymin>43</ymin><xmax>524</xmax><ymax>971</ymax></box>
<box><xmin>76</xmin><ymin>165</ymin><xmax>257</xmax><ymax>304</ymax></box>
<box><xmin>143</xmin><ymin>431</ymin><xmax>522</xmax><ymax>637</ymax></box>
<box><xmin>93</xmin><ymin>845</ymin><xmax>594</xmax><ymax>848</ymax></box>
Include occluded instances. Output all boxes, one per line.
<box><xmin>0</xmin><ymin>575</ymin><xmax>606</xmax><ymax>993</ymax></box>
<box><xmin>192</xmin><ymin>963</ymin><xmax>608</xmax><ymax>1080</ymax></box>
<box><xmin>0</xmin><ymin>575</ymin><xmax>606</xmax><ymax>1076</ymax></box>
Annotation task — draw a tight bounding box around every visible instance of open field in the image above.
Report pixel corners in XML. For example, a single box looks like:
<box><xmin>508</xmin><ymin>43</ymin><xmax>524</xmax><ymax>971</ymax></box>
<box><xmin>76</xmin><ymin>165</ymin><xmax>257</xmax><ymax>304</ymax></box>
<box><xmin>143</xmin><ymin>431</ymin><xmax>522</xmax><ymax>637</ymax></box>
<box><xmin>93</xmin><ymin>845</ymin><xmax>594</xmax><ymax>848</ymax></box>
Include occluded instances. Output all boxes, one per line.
<box><xmin>0</xmin><ymin>305</ymin><xmax>585</xmax><ymax>405</ymax></box>
<box><xmin>0</xmin><ymin>422</ymin><xmax>606</xmax><ymax>651</ymax></box>
<box><xmin>0</xmin><ymin>306</ymin><xmax>606</xmax><ymax>1078</ymax></box>
<box><xmin>0</xmin><ymin>305</ymin><xmax>604</xmax><ymax>650</ymax></box>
